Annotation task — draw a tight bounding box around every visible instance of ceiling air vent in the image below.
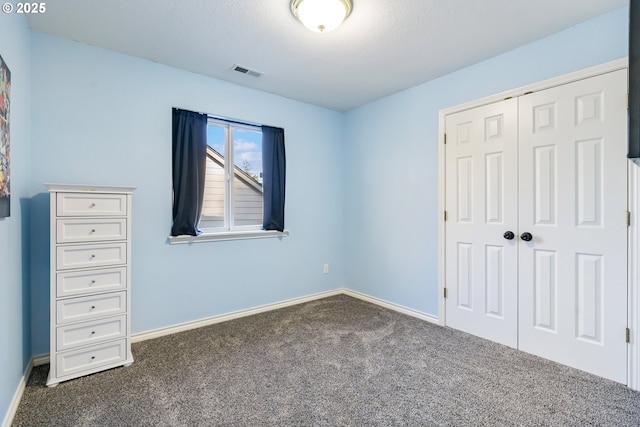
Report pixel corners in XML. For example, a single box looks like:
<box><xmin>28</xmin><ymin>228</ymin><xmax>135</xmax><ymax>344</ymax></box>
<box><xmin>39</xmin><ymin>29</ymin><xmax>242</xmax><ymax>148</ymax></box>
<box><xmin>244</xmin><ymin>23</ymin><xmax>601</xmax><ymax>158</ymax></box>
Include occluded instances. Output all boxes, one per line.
<box><xmin>231</xmin><ymin>64</ymin><xmax>263</xmax><ymax>78</ymax></box>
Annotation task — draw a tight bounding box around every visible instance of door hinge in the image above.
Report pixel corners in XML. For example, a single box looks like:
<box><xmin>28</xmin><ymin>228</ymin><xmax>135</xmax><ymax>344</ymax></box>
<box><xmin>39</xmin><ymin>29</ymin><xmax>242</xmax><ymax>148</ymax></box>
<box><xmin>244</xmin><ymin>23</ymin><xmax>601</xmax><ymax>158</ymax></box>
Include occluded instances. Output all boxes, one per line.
<box><xmin>627</xmin><ymin>94</ymin><xmax>629</xmax><ymax>110</ymax></box>
<box><xmin>444</xmin><ymin>288</ymin><xmax>448</xmax><ymax>299</ymax></box>
<box><xmin>444</xmin><ymin>133</ymin><xmax>447</xmax><ymax>144</ymax></box>
<box><xmin>627</xmin><ymin>327</ymin><xmax>631</xmax><ymax>343</ymax></box>
<box><xmin>444</xmin><ymin>210</ymin><xmax>448</xmax><ymax>221</ymax></box>
<box><xmin>627</xmin><ymin>211</ymin><xmax>631</xmax><ymax>227</ymax></box>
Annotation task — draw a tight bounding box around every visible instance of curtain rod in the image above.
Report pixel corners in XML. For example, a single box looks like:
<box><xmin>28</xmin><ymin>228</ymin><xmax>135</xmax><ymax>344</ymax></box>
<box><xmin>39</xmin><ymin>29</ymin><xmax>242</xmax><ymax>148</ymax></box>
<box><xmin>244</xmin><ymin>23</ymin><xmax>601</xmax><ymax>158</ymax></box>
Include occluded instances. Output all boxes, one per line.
<box><xmin>172</xmin><ymin>107</ymin><xmax>262</xmax><ymax>129</ymax></box>
<box><xmin>208</xmin><ymin>115</ymin><xmax>262</xmax><ymax>129</ymax></box>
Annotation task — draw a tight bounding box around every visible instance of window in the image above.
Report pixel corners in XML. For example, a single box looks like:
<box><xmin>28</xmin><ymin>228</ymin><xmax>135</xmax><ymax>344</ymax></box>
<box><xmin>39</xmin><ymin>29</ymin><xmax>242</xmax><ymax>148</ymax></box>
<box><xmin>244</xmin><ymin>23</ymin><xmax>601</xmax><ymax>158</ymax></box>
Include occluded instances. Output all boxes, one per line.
<box><xmin>170</xmin><ymin>108</ymin><xmax>285</xmax><ymax>243</ymax></box>
<box><xmin>199</xmin><ymin>119</ymin><xmax>264</xmax><ymax>232</ymax></box>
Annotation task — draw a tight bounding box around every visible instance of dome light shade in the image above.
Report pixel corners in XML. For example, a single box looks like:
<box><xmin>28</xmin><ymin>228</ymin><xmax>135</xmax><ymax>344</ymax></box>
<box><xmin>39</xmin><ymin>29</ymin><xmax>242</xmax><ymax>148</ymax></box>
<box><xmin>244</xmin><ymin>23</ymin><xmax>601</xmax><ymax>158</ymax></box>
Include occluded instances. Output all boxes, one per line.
<box><xmin>291</xmin><ymin>0</ymin><xmax>353</xmax><ymax>33</ymax></box>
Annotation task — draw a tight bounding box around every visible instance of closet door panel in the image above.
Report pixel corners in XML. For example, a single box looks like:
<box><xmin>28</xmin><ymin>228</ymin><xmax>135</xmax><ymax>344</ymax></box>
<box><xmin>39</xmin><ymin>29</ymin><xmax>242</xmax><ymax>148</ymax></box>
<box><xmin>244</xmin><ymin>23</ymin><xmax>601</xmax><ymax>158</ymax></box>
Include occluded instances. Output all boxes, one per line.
<box><xmin>517</xmin><ymin>69</ymin><xmax>628</xmax><ymax>383</ymax></box>
<box><xmin>445</xmin><ymin>98</ymin><xmax>519</xmax><ymax>348</ymax></box>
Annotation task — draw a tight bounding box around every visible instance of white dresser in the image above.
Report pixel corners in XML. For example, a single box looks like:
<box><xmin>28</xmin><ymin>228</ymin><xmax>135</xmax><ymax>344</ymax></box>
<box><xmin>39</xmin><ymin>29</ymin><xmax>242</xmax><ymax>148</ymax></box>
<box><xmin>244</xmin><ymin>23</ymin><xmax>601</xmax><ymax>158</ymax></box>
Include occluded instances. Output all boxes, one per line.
<box><xmin>45</xmin><ymin>184</ymin><xmax>135</xmax><ymax>387</ymax></box>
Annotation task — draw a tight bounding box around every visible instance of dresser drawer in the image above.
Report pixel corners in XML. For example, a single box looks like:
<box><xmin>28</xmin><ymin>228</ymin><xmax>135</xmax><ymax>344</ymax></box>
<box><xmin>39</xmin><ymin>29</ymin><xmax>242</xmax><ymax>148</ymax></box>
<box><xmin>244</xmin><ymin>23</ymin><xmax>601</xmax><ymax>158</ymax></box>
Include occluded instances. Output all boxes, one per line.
<box><xmin>56</xmin><ymin>339</ymin><xmax>127</xmax><ymax>378</ymax></box>
<box><xmin>57</xmin><ymin>291</ymin><xmax>126</xmax><ymax>324</ymax></box>
<box><xmin>57</xmin><ymin>218</ymin><xmax>127</xmax><ymax>243</ymax></box>
<box><xmin>56</xmin><ymin>243</ymin><xmax>126</xmax><ymax>270</ymax></box>
<box><xmin>56</xmin><ymin>315</ymin><xmax>127</xmax><ymax>351</ymax></box>
<box><xmin>57</xmin><ymin>193</ymin><xmax>127</xmax><ymax>217</ymax></box>
<box><xmin>57</xmin><ymin>267</ymin><xmax>127</xmax><ymax>298</ymax></box>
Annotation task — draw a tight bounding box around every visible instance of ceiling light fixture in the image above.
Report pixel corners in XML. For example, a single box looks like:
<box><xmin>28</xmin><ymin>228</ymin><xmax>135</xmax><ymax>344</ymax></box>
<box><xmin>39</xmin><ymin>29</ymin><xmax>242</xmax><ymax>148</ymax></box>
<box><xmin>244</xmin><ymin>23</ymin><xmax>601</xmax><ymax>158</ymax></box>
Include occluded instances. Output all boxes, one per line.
<box><xmin>291</xmin><ymin>0</ymin><xmax>353</xmax><ymax>33</ymax></box>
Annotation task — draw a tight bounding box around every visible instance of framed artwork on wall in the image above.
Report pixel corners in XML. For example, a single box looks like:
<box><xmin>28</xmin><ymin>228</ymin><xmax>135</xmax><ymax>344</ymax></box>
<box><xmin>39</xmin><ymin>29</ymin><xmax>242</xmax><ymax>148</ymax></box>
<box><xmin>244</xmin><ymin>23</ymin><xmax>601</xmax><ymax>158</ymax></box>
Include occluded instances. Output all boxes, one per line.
<box><xmin>0</xmin><ymin>54</ymin><xmax>10</xmax><ymax>218</ymax></box>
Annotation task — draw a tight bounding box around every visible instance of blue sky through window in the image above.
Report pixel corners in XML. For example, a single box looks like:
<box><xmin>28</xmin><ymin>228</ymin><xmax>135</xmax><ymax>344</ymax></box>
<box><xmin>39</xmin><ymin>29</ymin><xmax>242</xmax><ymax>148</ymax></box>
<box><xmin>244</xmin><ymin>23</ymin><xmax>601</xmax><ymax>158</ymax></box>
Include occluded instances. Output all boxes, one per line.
<box><xmin>207</xmin><ymin>125</ymin><xmax>225</xmax><ymax>156</ymax></box>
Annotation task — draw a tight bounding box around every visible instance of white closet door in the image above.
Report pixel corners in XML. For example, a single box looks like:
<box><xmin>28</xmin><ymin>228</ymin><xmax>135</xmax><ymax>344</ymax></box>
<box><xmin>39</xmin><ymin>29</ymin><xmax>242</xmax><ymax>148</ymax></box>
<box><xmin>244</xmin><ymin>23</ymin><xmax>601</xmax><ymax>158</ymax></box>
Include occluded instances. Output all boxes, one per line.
<box><xmin>445</xmin><ymin>99</ymin><xmax>519</xmax><ymax>348</ymax></box>
<box><xmin>517</xmin><ymin>69</ymin><xmax>628</xmax><ymax>383</ymax></box>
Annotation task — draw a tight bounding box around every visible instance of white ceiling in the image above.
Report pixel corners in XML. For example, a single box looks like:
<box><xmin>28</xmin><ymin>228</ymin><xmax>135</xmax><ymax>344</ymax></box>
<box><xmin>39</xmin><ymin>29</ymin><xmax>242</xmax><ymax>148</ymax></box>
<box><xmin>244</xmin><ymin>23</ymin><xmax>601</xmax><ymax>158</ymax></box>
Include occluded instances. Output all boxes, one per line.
<box><xmin>27</xmin><ymin>0</ymin><xmax>628</xmax><ymax>112</ymax></box>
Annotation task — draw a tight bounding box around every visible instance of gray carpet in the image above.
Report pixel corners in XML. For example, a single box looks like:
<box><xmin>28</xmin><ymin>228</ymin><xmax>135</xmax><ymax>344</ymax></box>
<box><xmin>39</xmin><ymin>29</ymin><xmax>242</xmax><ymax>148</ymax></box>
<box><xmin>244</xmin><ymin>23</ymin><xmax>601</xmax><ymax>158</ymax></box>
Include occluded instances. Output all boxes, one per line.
<box><xmin>12</xmin><ymin>294</ymin><xmax>640</xmax><ymax>426</ymax></box>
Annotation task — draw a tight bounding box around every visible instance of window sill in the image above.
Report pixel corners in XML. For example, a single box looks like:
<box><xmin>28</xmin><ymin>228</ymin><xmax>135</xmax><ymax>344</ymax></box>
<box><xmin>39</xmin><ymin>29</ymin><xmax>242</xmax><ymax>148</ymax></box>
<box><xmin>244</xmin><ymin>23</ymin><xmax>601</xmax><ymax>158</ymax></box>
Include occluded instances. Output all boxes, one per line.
<box><xmin>168</xmin><ymin>229</ymin><xmax>289</xmax><ymax>244</ymax></box>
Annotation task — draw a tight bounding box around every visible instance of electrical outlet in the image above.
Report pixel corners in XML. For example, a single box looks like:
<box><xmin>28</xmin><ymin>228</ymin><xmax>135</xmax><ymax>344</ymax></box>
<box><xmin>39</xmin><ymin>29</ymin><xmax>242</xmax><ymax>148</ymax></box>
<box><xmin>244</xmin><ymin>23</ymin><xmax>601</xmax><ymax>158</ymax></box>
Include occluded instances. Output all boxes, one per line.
<box><xmin>323</xmin><ymin>264</ymin><xmax>329</xmax><ymax>274</ymax></box>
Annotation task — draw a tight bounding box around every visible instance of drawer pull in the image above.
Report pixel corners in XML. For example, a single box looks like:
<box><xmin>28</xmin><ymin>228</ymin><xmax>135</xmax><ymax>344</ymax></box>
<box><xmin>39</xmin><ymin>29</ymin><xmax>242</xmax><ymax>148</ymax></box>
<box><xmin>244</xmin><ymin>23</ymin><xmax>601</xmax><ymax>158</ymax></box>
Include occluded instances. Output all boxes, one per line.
<box><xmin>90</xmin><ymin>203</ymin><xmax>96</xmax><ymax>208</ymax></box>
<box><xmin>90</xmin><ymin>229</ymin><xmax>96</xmax><ymax>233</ymax></box>
<box><xmin>91</xmin><ymin>331</ymin><xmax>96</xmax><ymax>335</ymax></box>
<box><xmin>91</xmin><ymin>356</ymin><xmax>96</xmax><ymax>360</ymax></box>
<box><xmin>90</xmin><ymin>254</ymin><xmax>96</xmax><ymax>258</ymax></box>
<box><xmin>90</xmin><ymin>280</ymin><xmax>96</xmax><ymax>284</ymax></box>
<box><xmin>90</xmin><ymin>306</ymin><xmax>95</xmax><ymax>310</ymax></box>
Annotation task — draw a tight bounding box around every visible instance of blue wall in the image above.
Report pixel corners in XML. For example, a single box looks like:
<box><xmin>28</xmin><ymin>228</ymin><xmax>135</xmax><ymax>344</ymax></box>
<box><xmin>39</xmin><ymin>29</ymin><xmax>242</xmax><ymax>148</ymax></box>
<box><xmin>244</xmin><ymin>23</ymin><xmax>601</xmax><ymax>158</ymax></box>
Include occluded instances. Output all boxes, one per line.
<box><xmin>29</xmin><ymin>32</ymin><xmax>346</xmax><ymax>355</ymax></box>
<box><xmin>343</xmin><ymin>6</ymin><xmax>629</xmax><ymax>316</ymax></box>
<box><xmin>0</xmin><ymin>12</ymin><xmax>31</xmax><ymax>425</ymax></box>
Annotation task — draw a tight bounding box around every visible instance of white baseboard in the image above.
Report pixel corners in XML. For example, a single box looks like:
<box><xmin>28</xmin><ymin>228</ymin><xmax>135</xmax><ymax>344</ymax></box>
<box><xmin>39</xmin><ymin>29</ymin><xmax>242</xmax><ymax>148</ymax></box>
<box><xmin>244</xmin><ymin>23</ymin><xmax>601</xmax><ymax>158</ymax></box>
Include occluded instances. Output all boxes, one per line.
<box><xmin>31</xmin><ymin>353</ymin><xmax>50</xmax><ymax>367</ymax></box>
<box><xmin>1</xmin><ymin>358</ymin><xmax>33</xmax><ymax>427</ymax></box>
<box><xmin>132</xmin><ymin>288</ymin><xmax>439</xmax><ymax>344</ymax></box>
<box><xmin>131</xmin><ymin>289</ymin><xmax>345</xmax><ymax>343</ymax></box>
<box><xmin>342</xmin><ymin>288</ymin><xmax>440</xmax><ymax>325</ymax></box>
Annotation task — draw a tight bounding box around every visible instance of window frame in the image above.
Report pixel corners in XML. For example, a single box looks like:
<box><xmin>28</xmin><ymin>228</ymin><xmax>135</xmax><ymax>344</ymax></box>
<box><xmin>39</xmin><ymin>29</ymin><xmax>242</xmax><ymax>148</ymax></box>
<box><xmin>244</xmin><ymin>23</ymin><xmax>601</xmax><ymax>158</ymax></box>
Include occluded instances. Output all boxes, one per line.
<box><xmin>200</xmin><ymin>117</ymin><xmax>264</xmax><ymax>233</ymax></box>
<box><xmin>199</xmin><ymin>118</ymin><xmax>264</xmax><ymax>234</ymax></box>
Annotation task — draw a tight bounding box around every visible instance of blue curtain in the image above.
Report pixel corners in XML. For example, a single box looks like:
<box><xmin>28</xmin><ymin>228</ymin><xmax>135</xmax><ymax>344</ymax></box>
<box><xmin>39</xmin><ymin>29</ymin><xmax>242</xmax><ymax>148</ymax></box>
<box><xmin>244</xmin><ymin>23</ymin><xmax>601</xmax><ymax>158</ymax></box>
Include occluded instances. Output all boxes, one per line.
<box><xmin>262</xmin><ymin>126</ymin><xmax>286</xmax><ymax>231</ymax></box>
<box><xmin>171</xmin><ymin>108</ymin><xmax>207</xmax><ymax>236</ymax></box>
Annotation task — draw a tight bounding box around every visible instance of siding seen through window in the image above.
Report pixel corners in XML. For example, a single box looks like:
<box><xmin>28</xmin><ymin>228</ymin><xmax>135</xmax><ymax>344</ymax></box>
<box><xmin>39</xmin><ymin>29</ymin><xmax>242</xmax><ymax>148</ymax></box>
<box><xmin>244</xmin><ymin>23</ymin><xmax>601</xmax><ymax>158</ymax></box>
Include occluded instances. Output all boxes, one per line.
<box><xmin>200</xmin><ymin>119</ymin><xmax>263</xmax><ymax>231</ymax></box>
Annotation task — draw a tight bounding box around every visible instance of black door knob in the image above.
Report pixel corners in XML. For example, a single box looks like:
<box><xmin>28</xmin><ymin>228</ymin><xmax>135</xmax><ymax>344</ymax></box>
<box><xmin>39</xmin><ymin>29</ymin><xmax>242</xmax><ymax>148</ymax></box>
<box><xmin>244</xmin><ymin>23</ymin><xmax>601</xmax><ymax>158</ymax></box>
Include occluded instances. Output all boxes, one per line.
<box><xmin>503</xmin><ymin>231</ymin><xmax>515</xmax><ymax>240</ymax></box>
<box><xmin>520</xmin><ymin>232</ymin><xmax>533</xmax><ymax>241</ymax></box>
